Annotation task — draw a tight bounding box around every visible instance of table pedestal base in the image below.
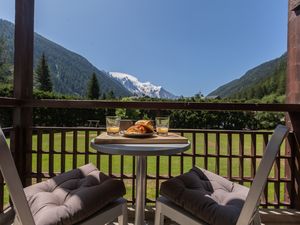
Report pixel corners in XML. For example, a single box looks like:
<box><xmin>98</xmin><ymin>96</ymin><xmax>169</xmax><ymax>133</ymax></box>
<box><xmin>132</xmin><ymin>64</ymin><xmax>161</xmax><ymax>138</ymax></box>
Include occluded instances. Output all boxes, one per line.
<box><xmin>135</xmin><ymin>156</ymin><xmax>147</xmax><ymax>225</ymax></box>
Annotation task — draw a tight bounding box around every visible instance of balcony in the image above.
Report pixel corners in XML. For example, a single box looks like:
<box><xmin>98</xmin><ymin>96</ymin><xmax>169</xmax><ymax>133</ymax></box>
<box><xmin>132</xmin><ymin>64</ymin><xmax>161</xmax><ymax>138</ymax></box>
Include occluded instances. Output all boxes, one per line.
<box><xmin>0</xmin><ymin>99</ymin><xmax>300</xmax><ymax>224</ymax></box>
<box><xmin>1</xmin><ymin>0</ymin><xmax>300</xmax><ymax>224</ymax></box>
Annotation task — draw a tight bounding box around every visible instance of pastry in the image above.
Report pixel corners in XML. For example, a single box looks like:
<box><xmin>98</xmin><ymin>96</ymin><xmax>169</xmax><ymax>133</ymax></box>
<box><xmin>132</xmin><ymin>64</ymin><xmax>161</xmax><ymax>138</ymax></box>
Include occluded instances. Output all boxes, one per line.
<box><xmin>126</xmin><ymin>124</ymin><xmax>147</xmax><ymax>134</ymax></box>
<box><xmin>135</xmin><ymin>120</ymin><xmax>154</xmax><ymax>132</ymax></box>
<box><xmin>125</xmin><ymin>120</ymin><xmax>154</xmax><ymax>134</ymax></box>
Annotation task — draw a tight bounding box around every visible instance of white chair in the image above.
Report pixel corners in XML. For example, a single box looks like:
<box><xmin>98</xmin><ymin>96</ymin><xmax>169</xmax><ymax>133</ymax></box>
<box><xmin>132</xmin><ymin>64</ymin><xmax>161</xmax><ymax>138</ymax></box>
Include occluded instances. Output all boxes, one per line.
<box><xmin>155</xmin><ymin>125</ymin><xmax>289</xmax><ymax>225</ymax></box>
<box><xmin>0</xmin><ymin>128</ymin><xmax>128</xmax><ymax>225</ymax></box>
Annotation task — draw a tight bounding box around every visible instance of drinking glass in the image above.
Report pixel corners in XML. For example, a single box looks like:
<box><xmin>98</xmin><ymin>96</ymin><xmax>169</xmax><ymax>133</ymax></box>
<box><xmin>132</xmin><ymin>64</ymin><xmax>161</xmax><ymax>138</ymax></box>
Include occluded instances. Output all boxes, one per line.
<box><xmin>106</xmin><ymin>116</ymin><xmax>121</xmax><ymax>135</ymax></box>
<box><xmin>155</xmin><ymin>117</ymin><xmax>170</xmax><ymax>136</ymax></box>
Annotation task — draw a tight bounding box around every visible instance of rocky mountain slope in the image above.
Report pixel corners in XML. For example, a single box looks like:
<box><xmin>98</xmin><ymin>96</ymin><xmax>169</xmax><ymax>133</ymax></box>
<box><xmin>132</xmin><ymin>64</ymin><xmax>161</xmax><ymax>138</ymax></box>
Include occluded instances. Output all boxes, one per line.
<box><xmin>110</xmin><ymin>72</ymin><xmax>177</xmax><ymax>99</ymax></box>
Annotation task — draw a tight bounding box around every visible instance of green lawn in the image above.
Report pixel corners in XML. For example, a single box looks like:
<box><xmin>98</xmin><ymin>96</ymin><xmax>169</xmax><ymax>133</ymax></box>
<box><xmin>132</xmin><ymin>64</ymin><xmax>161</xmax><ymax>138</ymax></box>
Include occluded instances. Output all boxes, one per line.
<box><xmin>3</xmin><ymin>131</ymin><xmax>288</xmax><ymax>207</ymax></box>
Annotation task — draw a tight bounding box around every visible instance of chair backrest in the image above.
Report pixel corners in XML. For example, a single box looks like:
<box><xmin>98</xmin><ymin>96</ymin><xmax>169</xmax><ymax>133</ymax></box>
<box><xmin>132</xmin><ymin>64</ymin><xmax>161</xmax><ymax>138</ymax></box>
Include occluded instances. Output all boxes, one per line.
<box><xmin>236</xmin><ymin>125</ymin><xmax>289</xmax><ymax>225</ymax></box>
<box><xmin>0</xmin><ymin>128</ymin><xmax>35</xmax><ymax>225</ymax></box>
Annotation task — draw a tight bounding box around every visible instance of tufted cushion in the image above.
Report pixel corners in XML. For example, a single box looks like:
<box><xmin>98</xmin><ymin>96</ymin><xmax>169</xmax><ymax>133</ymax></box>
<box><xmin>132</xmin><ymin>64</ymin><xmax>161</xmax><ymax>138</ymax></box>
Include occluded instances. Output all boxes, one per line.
<box><xmin>16</xmin><ymin>163</ymin><xmax>125</xmax><ymax>225</ymax></box>
<box><xmin>160</xmin><ymin>167</ymin><xmax>248</xmax><ymax>225</ymax></box>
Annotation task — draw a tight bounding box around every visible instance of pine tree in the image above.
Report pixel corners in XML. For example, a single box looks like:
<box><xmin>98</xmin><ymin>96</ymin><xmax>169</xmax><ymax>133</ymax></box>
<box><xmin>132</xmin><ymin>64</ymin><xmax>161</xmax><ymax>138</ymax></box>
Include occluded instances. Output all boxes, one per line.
<box><xmin>36</xmin><ymin>53</ymin><xmax>53</xmax><ymax>92</ymax></box>
<box><xmin>87</xmin><ymin>73</ymin><xmax>100</xmax><ymax>99</ymax></box>
<box><xmin>0</xmin><ymin>36</ymin><xmax>7</xmax><ymax>67</ymax></box>
<box><xmin>0</xmin><ymin>37</ymin><xmax>12</xmax><ymax>83</ymax></box>
<box><xmin>107</xmin><ymin>90</ymin><xmax>115</xmax><ymax>99</ymax></box>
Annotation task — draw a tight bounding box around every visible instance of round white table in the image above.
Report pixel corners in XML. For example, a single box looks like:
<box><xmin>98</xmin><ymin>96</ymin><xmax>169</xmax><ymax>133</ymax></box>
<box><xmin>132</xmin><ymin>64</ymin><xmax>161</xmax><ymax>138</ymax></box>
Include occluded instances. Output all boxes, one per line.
<box><xmin>90</xmin><ymin>140</ymin><xmax>191</xmax><ymax>225</ymax></box>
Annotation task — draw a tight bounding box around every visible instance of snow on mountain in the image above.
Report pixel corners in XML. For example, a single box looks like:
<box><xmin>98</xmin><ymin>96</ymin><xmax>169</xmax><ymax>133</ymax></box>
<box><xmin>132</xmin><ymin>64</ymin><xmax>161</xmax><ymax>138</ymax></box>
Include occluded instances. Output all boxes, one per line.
<box><xmin>109</xmin><ymin>72</ymin><xmax>177</xmax><ymax>99</ymax></box>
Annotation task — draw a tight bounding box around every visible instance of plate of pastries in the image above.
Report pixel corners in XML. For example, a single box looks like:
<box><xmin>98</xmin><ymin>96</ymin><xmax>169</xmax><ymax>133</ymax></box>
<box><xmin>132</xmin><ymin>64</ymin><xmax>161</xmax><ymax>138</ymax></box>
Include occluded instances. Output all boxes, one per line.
<box><xmin>123</xmin><ymin>120</ymin><xmax>154</xmax><ymax>137</ymax></box>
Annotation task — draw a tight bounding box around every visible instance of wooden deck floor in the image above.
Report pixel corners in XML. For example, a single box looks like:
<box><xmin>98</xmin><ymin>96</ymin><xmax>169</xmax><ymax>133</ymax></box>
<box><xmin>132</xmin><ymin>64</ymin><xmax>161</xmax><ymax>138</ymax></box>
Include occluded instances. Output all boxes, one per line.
<box><xmin>112</xmin><ymin>207</ymin><xmax>300</xmax><ymax>225</ymax></box>
<box><xmin>2</xmin><ymin>206</ymin><xmax>300</xmax><ymax>224</ymax></box>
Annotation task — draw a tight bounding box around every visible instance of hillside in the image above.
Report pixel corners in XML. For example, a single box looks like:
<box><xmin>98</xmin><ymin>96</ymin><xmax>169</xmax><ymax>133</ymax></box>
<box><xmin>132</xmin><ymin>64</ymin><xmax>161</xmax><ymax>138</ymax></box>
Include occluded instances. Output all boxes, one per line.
<box><xmin>231</xmin><ymin>58</ymin><xmax>286</xmax><ymax>101</ymax></box>
<box><xmin>0</xmin><ymin>19</ymin><xmax>131</xmax><ymax>97</ymax></box>
<box><xmin>208</xmin><ymin>53</ymin><xmax>287</xmax><ymax>98</ymax></box>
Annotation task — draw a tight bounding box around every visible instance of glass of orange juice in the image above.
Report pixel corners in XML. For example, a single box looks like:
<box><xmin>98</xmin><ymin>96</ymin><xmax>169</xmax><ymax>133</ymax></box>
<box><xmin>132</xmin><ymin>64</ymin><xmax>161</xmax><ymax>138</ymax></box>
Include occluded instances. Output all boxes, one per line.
<box><xmin>155</xmin><ymin>117</ymin><xmax>170</xmax><ymax>136</ymax></box>
<box><xmin>106</xmin><ymin>116</ymin><xmax>121</xmax><ymax>135</ymax></box>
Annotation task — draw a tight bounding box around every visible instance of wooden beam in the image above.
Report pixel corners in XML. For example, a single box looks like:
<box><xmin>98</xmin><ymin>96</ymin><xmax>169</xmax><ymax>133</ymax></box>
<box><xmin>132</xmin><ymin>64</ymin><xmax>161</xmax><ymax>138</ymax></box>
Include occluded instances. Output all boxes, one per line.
<box><xmin>286</xmin><ymin>0</ymin><xmax>300</xmax><ymax>210</ymax></box>
<box><xmin>287</xmin><ymin>112</ymin><xmax>300</xmax><ymax>209</ymax></box>
<box><xmin>287</xmin><ymin>0</ymin><xmax>300</xmax><ymax>104</ymax></box>
<box><xmin>0</xmin><ymin>97</ymin><xmax>20</xmax><ymax>107</ymax></box>
<box><xmin>20</xmin><ymin>99</ymin><xmax>300</xmax><ymax>112</ymax></box>
<box><xmin>13</xmin><ymin>0</ymin><xmax>34</xmax><ymax>186</ymax></box>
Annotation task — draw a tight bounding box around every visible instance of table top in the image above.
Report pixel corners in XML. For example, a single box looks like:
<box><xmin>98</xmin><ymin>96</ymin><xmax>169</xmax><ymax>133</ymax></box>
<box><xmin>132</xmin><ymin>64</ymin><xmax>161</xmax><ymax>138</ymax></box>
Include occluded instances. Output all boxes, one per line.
<box><xmin>94</xmin><ymin>132</ymin><xmax>189</xmax><ymax>145</ymax></box>
<box><xmin>90</xmin><ymin>139</ymin><xmax>191</xmax><ymax>156</ymax></box>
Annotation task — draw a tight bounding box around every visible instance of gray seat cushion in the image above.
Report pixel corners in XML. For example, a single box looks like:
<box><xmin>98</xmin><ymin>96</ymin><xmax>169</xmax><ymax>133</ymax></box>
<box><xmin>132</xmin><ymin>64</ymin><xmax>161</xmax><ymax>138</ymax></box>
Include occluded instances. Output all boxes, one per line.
<box><xmin>19</xmin><ymin>163</ymin><xmax>125</xmax><ymax>225</ymax></box>
<box><xmin>160</xmin><ymin>167</ymin><xmax>249</xmax><ymax>225</ymax></box>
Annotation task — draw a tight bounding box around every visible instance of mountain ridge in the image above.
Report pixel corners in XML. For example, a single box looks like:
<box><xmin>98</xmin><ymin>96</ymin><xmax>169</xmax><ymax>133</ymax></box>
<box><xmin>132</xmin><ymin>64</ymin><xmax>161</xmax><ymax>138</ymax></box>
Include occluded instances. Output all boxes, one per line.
<box><xmin>0</xmin><ymin>19</ymin><xmax>132</xmax><ymax>97</ymax></box>
<box><xmin>109</xmin><ymin>72</ymin><xmax>177</xmax><ymax>99</ymax></box>
<box><xmin>208</xmin><ymin>53</ymin><xmax>287</xmax><ymax>98</ymax></box>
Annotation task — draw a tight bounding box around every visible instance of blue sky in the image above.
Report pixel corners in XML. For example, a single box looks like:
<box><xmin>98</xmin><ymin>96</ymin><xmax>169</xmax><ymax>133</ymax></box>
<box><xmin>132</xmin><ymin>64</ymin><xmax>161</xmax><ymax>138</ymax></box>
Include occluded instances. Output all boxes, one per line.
<box><xmin>0</xmin><ymin>0</ymin><xmax>287</xmax><ymax>96</ymax></box>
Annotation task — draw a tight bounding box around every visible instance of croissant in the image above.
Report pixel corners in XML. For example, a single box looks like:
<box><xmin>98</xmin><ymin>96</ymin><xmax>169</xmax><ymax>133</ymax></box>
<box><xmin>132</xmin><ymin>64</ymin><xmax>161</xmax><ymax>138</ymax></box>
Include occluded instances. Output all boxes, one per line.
<box><xmin>126</xmin><ymin>124</ymin><xmax>147</xmax><ymax>134</ymax></box>
<box><xmin>135</xmin><ymin>120</ymin><xmax>154</xmax><ymax>132</ymax></box>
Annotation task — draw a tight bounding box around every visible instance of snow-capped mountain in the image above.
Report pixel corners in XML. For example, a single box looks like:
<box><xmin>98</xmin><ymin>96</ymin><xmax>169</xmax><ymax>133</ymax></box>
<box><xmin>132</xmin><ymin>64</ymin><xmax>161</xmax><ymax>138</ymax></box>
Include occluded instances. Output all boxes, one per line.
<box><xmin>109</xmin><ymin>72</ymin><xmax>177</xmax><ymax>99</ymax></box>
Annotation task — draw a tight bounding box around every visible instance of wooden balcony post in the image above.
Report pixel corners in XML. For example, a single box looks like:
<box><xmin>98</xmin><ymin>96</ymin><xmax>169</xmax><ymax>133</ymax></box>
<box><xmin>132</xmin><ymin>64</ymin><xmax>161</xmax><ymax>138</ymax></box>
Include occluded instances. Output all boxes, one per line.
<box><xmin>286</xmin><ymin>0</ymin><xmax>300</xmax><ymax>209</ymax></box>
<box><xmin>13</xmin><ymin>0</ymin><xmax>34</xmax><ymax>186</ymax></box>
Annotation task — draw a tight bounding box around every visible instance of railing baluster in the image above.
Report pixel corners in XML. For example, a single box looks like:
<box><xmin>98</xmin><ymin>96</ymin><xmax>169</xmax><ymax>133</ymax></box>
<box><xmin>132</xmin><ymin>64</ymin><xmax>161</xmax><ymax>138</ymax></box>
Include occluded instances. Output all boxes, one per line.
<box><xmin>192</xmin><ymin>132</ymin><xmax>196</xmax><ymax>167</ymax></box>
<box><xmin>120</xmin><ymin>155</ymin><xmax>124</xmax><ymax>181</ymax></box>
<box><xmin>168</xmin><ymin>155</ymin><xmax>172</xmax><ymax>177</ymax></box>
<box><xmin>251</xmin><ymin>133</ymin><xmax>256</xmax><ymax>178</ymax></box>
<box><xmin>215</xmin><ymin>132</ymin><xmax>220</xmax><ymax>174</ymax></box>
<box><xmin>262</xmin><ymin>133</ymin><xmax>269</xmax><ymax>208</ymax></box>
<box><xmin>49</xmin><ymin>130</ymin><xmax>54</xmax><ymax>177</ymax></box>
<box><xmin>108</xmin><ymin>155</ymin><xmax>112</xmax><ymax>176</ymax></box>
<box><xmin>204</xmin><ymin>132</ymin><xmax>208</xmax><ymax>169</ymax></box>
<box><xmin>145</xmin><ymin>157</ymin><xmax>148</xmax><ymax>204</ymax></box>
<box><xmin>275</xmin><ymin>134</ymin><xmax>280</xmax><ymax>208</ymax></box>
<box><xmin>96</xmin><ymin>130</ymin><xmax>101</xmax><ymax>169</ymax></box>
<box><xmin>37</xmin><ymin>130</ymin><xmax>42</xmax><ymax>182</ymax></box>
<box><xmin>132</xmin><ymin>156</ymin><xmax>136</xmax><ymax>204</ymax></box>
<box><xmin>73</xmin><ymin>130</ymin><xmax>78</xmax><ymax>169</ymax></box>
<box><xmin>85</xmin><ymin>130</ymin><xmax>89</xmax><ymax>164</ymax></box>
<box><xmin>227</xmin><ymin>133</ymin><xmax>232</xmax><ymax>180</ymax></box>
<box><xmin>61</xmin><ymin>131</ymin><xmax>66</xmax><ymax>173</ymax></box>
<box><xmin>286</xmin><ymin>133</ymin><xmax>296</xmax><ymax>208</ymax></box>
<box><xmin>155</xmin><ymin>156</ymin><xmax>160</xmax><ymax>199</ymax></box>
<box><xmin>239</xmin><ymin>133</ymin><xmax>244</xmax><ymax>185</ymax></box>
<box><xmin>180</xmin><ymin>131</ymin><xmax>184</xmax><ymax>174</ymax></box>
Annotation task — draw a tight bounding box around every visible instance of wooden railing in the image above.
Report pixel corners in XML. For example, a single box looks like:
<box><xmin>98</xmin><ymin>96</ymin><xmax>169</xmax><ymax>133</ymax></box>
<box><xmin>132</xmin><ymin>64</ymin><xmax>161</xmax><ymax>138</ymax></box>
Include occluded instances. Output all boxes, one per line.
<box><xmin>21</xmin><ymin>127</ymin><xmax>294</xmax><ymax>209</ymax></box>
<box><xmin>0</xmin><ymin>97</ymin><xmax>300</xmax><ymax>111</ymax></box>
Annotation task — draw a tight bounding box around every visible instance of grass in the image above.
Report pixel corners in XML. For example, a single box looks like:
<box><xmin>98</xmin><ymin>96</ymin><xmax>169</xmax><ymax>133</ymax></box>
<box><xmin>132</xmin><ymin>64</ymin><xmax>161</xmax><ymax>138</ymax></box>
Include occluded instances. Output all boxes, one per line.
<box><xmin>3</xmin><ymin>130</ymin><xmax>289</xmax><ymax>207</ymax></box>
